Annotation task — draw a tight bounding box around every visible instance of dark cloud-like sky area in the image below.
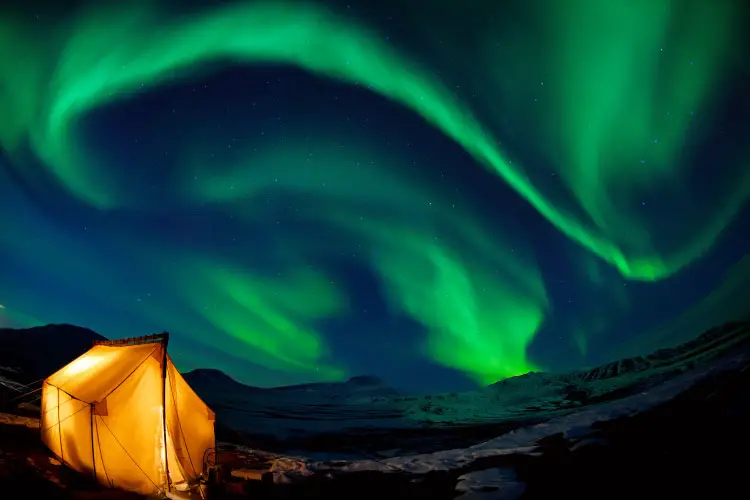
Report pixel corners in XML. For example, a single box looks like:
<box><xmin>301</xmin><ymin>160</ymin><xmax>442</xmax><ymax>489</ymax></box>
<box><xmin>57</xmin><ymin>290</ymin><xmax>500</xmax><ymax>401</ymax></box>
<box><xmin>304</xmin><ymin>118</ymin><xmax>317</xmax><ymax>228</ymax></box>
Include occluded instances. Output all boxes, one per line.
<box><xmin>1</xmin><ymin>0</ymin><xmax>749</xmax><ymax>393</ymax></box>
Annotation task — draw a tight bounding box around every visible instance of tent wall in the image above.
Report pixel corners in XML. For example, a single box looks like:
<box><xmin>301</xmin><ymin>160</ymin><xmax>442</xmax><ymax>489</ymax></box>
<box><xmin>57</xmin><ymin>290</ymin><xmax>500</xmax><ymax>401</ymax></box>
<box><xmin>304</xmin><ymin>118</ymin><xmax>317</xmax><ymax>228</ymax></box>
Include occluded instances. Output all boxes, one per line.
<box><xmin>46</xmin><ymin>343</ymin><xmax>162</xmax><ymax>404</ymax></box>
<box><xmin>165</xmin><ymin>357</ymin><xmax>215</xmax><ymax>488</ymax></box>
<box><xmin>40</xmin><ymin>382</ymin><xmax>62</xmax><ymax>460</ymax></box>
<box><xmin>40</xmin><ymin>382</ymin><xmax>95</xmax><ymax>477</ymax></box>
<box><xmin>60</xmin><ymin>394</ymin><xmax>94</xmax><ymax>473</ymax></box>
<box><xmin>92</xmin><ymin>350</ymin><xmax>164</xmax><ymax>495</ymax></box>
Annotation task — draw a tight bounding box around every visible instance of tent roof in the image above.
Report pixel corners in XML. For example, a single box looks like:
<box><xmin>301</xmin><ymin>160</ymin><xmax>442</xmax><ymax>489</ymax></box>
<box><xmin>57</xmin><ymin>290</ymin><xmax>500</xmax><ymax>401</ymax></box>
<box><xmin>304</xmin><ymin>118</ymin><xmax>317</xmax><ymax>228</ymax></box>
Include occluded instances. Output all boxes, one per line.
<box><xmin>46</xmin><ymin>342</ymin><xmax>162</xmax><ymax>404</ymax></box>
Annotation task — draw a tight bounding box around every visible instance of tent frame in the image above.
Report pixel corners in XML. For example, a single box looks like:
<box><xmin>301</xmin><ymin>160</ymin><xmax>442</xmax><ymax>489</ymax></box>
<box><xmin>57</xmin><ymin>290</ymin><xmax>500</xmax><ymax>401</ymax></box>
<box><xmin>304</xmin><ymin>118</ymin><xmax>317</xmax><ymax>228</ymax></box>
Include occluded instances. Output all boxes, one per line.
<box><xmin>160</xmin><ymin>334</ymin><xmax>172</xmax><ymax>493</ymax></box>
<box><xmin>93</xmin><ymin>333</ymin><xmax>168</xmax><ymax>347</ymax></box>
<box><xmin>43</xmin><ymin>332</ymin><xmax>185</xmax><ymax>495</ymax></box>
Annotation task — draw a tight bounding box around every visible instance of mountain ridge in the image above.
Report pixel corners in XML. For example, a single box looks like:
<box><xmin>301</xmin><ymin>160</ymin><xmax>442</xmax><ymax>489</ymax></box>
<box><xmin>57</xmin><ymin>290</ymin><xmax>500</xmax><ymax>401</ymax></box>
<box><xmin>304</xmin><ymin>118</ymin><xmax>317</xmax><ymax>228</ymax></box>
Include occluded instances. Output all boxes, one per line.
<box><xmin>491</xmin><ymin>320</ymin><xmax>749</xmax><ymax>390</ymax></box>
<box><xmin>0</xmin><ymin>323</ymin><xmax>105</xmax><ymax>383</ymax></box>
<box><xmin>2</xmin><ymin>320</ymin><xmax>748</xmax><ymax>394</ymax></box>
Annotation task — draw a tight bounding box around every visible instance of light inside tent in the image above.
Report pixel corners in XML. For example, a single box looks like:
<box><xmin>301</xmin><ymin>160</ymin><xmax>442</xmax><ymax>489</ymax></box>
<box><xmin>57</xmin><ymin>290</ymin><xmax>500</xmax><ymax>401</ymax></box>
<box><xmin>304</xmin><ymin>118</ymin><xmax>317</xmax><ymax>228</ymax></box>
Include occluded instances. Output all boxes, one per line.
<box><xmin>61</xmin><ymin>353</ymin><xmax>105</xmax><ymax>377</ymax></box>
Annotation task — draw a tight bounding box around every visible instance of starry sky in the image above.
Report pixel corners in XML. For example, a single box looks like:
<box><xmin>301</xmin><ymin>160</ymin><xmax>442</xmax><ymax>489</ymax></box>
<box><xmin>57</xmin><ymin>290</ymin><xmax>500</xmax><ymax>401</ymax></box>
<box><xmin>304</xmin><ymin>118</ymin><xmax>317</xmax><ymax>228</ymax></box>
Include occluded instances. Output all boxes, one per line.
<box><xmin>1</xmin><ymin>0</ymin><xmax>749</xmax><ymax>393</ymax></box>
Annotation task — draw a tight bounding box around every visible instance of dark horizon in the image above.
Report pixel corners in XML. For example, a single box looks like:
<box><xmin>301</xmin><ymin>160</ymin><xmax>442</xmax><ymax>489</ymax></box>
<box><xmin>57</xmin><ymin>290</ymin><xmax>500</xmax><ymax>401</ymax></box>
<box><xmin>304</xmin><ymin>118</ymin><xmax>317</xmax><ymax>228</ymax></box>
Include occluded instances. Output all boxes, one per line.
<box><xmin>4</xmin><ymin>318</ymin><xmax>748</xmax><ymax>396</ymax></box>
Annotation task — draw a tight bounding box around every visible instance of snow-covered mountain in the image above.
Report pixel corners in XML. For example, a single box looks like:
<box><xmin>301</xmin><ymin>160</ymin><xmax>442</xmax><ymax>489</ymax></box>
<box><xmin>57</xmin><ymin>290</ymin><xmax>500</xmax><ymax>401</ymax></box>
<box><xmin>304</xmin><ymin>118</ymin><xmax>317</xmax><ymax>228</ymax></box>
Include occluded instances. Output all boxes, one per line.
<box><xmin>185</xmin><ymin>321</ymin><xmax>750</xmax><ymax>458</ymax></box>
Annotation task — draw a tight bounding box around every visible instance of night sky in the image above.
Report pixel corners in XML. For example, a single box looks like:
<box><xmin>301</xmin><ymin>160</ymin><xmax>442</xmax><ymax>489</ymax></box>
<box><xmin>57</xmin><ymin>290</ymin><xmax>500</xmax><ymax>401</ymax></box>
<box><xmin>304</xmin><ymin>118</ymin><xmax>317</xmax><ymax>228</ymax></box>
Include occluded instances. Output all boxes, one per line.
<box><xmin>1</xmin><ymin>0</ymin><xmax>749</xmax><ymax>393</ymax></box>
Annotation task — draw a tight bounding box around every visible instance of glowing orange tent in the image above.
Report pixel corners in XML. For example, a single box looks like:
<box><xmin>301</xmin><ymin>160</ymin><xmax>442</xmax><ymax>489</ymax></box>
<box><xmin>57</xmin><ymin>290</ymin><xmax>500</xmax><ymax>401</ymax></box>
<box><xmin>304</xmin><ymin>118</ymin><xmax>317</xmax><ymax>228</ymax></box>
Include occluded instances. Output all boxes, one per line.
<box><xmin>40</xmin><ymin>333</ymin><xmax>215</xmax><ymax>496</ymax></box>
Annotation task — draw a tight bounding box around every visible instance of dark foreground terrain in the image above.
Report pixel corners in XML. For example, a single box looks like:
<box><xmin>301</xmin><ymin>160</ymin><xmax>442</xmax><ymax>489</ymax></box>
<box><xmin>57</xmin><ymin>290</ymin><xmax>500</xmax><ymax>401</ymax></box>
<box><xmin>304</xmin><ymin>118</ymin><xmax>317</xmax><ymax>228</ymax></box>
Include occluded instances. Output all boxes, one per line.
<box><xmin>1</xmin><ymin>321</ymin><xmax>749</xmax><ymax>498</ymax></box>
<box><xmin>2</xmin><ymin>355</ymin><xmax>748</xmax><ymax>499</ymax></box>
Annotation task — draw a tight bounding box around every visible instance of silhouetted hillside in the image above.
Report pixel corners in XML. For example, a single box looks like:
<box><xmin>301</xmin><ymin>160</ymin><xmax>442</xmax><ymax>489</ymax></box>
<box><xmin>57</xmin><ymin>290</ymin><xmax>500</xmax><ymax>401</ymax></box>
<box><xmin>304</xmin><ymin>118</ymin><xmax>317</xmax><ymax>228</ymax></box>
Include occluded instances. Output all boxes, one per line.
<box><xmin>182</xmin><ymin>368</ymin><xmax>263</xmax><ymax>397</ymax></box>
<box><xmin>0</xmin><ymin>324</ymin><xmax>105</xmax><ymax>383</ymax></box>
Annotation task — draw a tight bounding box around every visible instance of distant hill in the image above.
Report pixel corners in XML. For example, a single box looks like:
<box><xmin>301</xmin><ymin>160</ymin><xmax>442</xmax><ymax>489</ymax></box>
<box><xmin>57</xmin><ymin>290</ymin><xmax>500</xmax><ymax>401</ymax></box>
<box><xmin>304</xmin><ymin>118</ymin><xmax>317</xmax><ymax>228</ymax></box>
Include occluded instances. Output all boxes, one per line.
<box><xmin>0</xmin><ymin>324</ymin><xmax>401</xmax><ymax>401</ymax></box>
<box><xmin>570</xmin><ymin>320</ymin><xmax>750</xmax><ymax>382</ymax></box>
<box><xmin>0</xmin><ymin>324</ymin><xmax>105</xmax><ymax>383</ymax></box>
<box><xmin>492</xmin><ymin>320</ymin><xmax>750</xmax><ymax>391</ymax></box>
<box><xmin>182</xmin><ymin>368</ymin><xmax>264</xmax><ymax>398</ymax></box>
<box><xmin>182</xmin><ymin>369</ymin><xmax>400</xmax><ymax>407</ymax></box>
<box><xmin>268</xmin><ymin>375</ymin><xmax>399</xmax><ymax>396</ymax></box>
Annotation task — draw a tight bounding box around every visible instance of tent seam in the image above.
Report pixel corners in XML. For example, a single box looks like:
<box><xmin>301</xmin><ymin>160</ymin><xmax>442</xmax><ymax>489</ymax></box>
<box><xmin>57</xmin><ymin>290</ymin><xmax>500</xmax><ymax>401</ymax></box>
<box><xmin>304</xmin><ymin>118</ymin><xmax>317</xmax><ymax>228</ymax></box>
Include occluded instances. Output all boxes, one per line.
<box><xmin>94</xmin><ymin>414</ymin><xmax>112</xmax><ymax>487</ymax></box>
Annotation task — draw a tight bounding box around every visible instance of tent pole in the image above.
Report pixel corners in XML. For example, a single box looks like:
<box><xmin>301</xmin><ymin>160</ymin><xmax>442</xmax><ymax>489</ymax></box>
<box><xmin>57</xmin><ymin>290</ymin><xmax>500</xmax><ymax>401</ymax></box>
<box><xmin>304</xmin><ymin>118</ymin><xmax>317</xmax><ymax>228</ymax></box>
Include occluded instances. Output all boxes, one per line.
<box><xmin>161</xmin><ymin>333</ymin><xmax>171</xmax><ymax>493</ymax></box>
<box><xmin>57</xmin><ymin>386</ymin><xmax>64</xmax><ymax>465</ymax></box>
<box><xmin>90</xmin><ymin>404</ymin><xmax>97</xmax><ymax>482</ymax></box>
<box><xmin>40</xmin><ymin>383</ymin><xmax>44</xmax><ymax>444</ymax></box>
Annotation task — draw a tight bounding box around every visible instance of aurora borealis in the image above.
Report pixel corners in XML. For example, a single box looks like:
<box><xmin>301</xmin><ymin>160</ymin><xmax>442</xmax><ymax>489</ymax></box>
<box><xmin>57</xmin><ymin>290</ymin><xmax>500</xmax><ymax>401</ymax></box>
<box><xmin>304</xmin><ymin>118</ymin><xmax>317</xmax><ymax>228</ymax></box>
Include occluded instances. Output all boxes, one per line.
<box><xmin>1</xmin><ymin>0</ymin><xmax>749</xmax><ymax>392</ymax></box>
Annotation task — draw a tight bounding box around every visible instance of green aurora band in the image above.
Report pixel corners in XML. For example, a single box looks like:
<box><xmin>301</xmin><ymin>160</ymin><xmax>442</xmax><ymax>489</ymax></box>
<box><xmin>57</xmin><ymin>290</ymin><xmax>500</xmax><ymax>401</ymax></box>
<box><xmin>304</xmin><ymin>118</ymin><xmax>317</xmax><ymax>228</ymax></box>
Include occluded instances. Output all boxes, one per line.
<box><xmin>182</xmin><ymin>138</ymin><xmax>548</xmax><ymax>383</ymax></box>
<box><xmin>1</xmin><ymin>0</ymin><xmax>748</xmax><ymax>385</ymax></box>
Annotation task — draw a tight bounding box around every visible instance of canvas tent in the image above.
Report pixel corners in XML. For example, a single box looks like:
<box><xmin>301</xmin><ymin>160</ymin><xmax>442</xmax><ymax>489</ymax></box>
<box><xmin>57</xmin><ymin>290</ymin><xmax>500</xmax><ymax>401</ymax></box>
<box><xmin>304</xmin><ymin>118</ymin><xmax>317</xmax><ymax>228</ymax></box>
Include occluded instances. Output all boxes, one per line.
<box><xmin>40</xmin><ymin>333</ymin><xmax>215</xmax><ymax>496</ymax></box>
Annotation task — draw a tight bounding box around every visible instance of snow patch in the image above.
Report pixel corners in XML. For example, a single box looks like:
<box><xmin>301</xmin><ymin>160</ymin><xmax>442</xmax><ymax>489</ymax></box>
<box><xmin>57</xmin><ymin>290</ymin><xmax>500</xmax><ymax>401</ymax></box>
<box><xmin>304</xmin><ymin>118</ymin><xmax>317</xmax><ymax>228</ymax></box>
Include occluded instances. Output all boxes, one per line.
<box><xmin>455</xmin><ymin>468</ymin><xmax>525</xmax><ymax>499</ymax></box>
